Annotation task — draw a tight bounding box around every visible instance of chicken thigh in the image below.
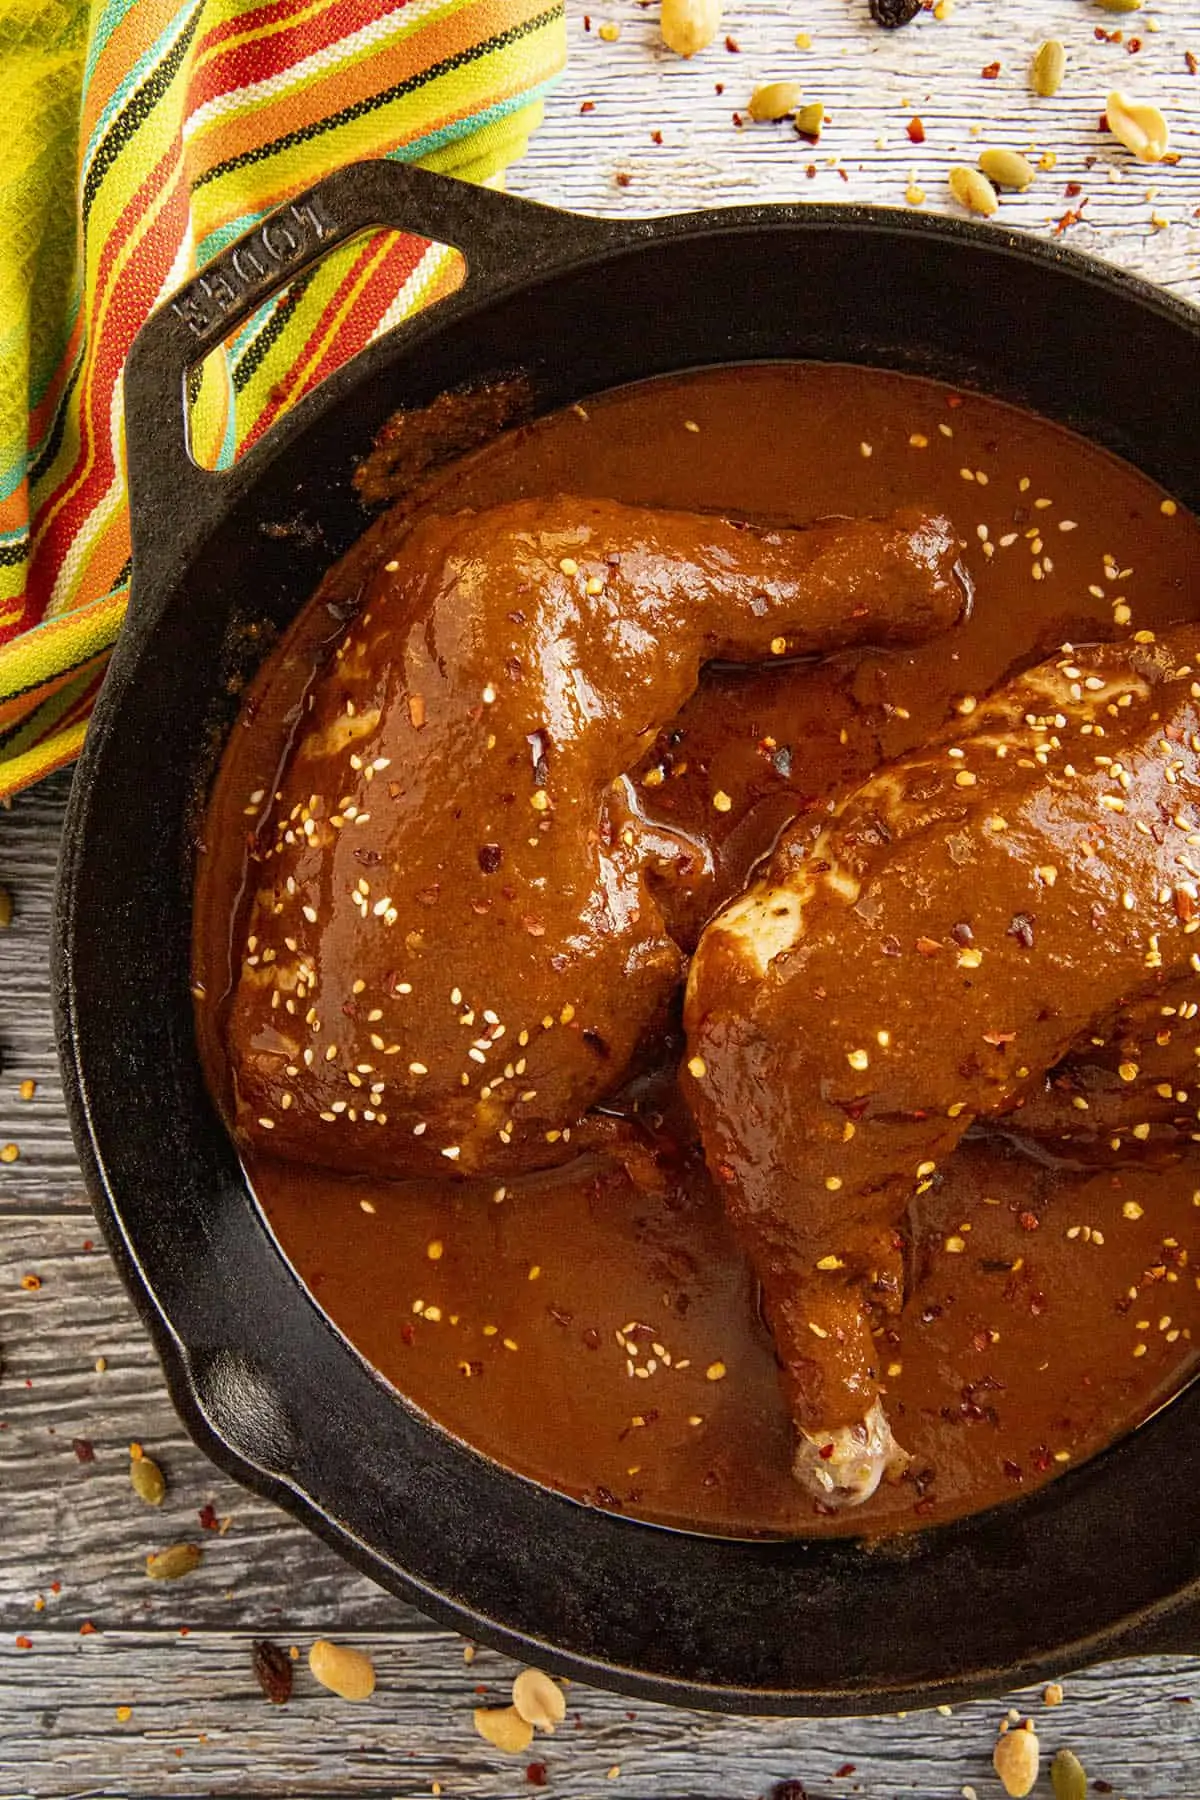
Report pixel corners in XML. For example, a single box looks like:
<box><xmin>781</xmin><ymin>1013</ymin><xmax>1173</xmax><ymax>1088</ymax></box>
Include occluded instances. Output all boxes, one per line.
<box><xmin>685</xmin><ymin>627</ymin><xmax>1200</xmax><ymax>1506</ymax></box>
<box><xmin>226</xmin><ymin>497</ymin><xmax>969</xmax><ymax>1178</ymax></box>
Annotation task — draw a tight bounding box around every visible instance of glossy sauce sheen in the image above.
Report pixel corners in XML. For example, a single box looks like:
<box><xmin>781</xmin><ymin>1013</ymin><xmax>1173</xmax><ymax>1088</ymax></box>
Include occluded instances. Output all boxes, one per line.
<box><xmin>194</xmin><ymin>365</ymin><xmax>1200</xmax><ymax>1537</ymax></box>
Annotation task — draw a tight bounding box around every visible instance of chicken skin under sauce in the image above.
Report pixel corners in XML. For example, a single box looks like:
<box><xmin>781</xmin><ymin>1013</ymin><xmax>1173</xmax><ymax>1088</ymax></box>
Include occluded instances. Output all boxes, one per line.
<box><xmin>226</xmin><ymin>498</ymin><xmax>969</xmax><ymax>1179</ymax></box>
<box><xmin>684</xmin><ymin>627</ymin><xmax>1200</xmax><ymax>1507</ymax></box>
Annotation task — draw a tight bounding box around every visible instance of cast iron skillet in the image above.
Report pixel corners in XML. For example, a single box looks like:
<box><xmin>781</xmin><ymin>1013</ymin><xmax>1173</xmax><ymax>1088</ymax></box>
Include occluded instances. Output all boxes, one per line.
<box><xmin>54</xmin><ymin>159</ymin><xmax>1200</xmax><ymax>1715</ymax></box>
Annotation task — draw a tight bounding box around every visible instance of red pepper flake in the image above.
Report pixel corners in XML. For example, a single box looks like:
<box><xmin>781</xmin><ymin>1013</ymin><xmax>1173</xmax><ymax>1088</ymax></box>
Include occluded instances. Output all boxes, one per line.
<box><xmin>583</xmin><ymin>12</ymin><xmax>591</xmax><ymax>25</ymax></box>
<box><xmin>1064</xmin><ymin>182</ymin><xmax>1082</xmax><ymax>199</ymax></box>
<box><xmin>714</xmin><ymin>81</ymin><xmax>724</xmax><ymax>94</ymax></box>
<box><xmin>72</xmin><ymin>1438</ymin><xmax>95</xmax><ymax>1463</ymax></box>
<box><xmin>400</xmin><ymin>1321</ymin><xmax>415</xmax><ymax>1345</ymax></box>
<box><xmin>1187</xmin><ymin>50</ymin><xmax>1198</xmax><ymax>74</ymax></box>
<box><xmin>198</xmin><ymin>1502</ymin><xmax>220</xmax><ymax>1532</ymax></box>
<box><xmin>818</xmin><ymin>1441</ymin><xmax>835</xmax><ymax>1460</ymax></box>
<box><xmin>526</xmin><ymin>1764</ymin><xmax>549</xmax><ymax>1787</ymax></box>
<box><xmin>916</xmin><ymin>936</ymin><xmax>943</xmax><ymax>956</ymax></box>
<box><xmin>580</xmin><ymin>100</ymin><xmax>596</xmax><ymax>113</ymax></box>
<box><xmin>1127</xmin><ymin>36</ymin><xmax>1141</xmax><ymax>51</ymax></box>
<box><xmin>907</xmin><ymin>116</ymin><xmax>926</xmax><ymax>144</ymax></box>
<box><xmin>49</xmin><ymin>1582</ymin><xmax>60</xmax><ymax>1594</ymax></box>
<box><xmin>770</xmin><ymin>1785</ymin><xmax>808</xmax><ymax>1800</ymax></box>
<box><xmin>725</xmin><ymin>34</ymin><xmax>740</xmax><ymax>50</ymax></box>
<box><xmin>1019</xmin><ymin>1211</ymin><xmax>1040</xmax><ymax>1232</ymax></box>
<box><xmin>805</xmin><ymin>164</ymin><xmax>817</xmax><ymax>179</ymax></box>
<box><xmin>80</xmin><ymin>1621</ymin><xmax>97</xmax><ymax>1635</ymax></box>
<box><xmin>834</xmin><ymin>1765</ymin><xmax>857</xmax><ymax>1779</ymax></box>
<box><xmin>20</xmin><ymin>1274</ymin><xmax>41</xmax><ymax>1291</ymax></box>
<box><xmin>82</xmin><ymin>1240</ymin><xmax>93</xmax><ymax>1252</ymax></box>
<box><xmin>732</xmin><ymin>112</ymin><xmax>744</xmax><ymax>128</ymax></box>
<box><xmin>14</xmin><ymin>1636</ymin><xmax>32</xmax><ymax>1650</ymax></box>
<box><xmin>981</xmin><ymin>60</ymin><xmax>1000</xmax><ymax>78</ymax></box>
<box><xmin>651</xmin><ymin>129</ymin><xmax>663</xmax><ymax>144</ymax></box>
<box><xmin>1099</xmin><ymin>113</ymin><xmax>1111</xmax><ymax>131</ymax></box>
<box><xmin>1055</xmin><ymin>199</ymin><xmax>1089</xmax><ymax>233</ymax></box>
<box><xmin>1003</xmin><ymin>1459</ymin><xmax>1024</xmax><ymax>1483</ymax></box>
<box><xmin>614</xmin><ymin>171</ymin><xmax>632</xmax><ymax>188</ymax></box>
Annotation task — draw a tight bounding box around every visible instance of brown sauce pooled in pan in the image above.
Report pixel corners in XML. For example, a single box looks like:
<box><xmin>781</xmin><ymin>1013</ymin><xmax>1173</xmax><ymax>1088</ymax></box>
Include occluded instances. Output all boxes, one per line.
<box><xmin>193</xmin><ymin>363</ymin><xmax>1200</xmax><ymax>1538</ymax></box>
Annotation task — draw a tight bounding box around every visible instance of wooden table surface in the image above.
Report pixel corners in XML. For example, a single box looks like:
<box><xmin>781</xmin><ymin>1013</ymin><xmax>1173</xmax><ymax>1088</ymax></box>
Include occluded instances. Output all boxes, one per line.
<box><xmin>4</xmin><ymin>2</ymin><xmax>1200</xmax><ymax>1793</ymax></box>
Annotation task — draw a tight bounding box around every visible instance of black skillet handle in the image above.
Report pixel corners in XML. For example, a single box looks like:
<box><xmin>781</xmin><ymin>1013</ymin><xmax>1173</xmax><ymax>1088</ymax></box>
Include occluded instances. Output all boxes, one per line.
<box><xmin>122</xmin><ymin>160</ymin><xmax>619</xmax><ymax>600</ymax></box>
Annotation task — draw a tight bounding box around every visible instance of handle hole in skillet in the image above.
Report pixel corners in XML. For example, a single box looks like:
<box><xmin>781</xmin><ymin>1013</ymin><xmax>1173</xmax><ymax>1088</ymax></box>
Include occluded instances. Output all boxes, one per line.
<box><xmin>186</xmin><ymin>227</ymin><xmax>465</xmax><ymax>471</ymax></box>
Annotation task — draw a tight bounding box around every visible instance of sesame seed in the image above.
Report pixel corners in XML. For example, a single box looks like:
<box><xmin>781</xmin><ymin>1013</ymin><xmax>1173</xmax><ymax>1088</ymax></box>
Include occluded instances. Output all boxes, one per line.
<box><xmin>559</xmin><ymin>557</ymin><xmax>578</xmax><ymax>576</ymax></box>
<box><xmin>847</xmin><ymin>1048</ymin><xmax>869</xmax><ymax>1071</ymax></box>
<box><xmin>687</xmin><ymin>1056</ymin><xmax>707</xmax><ymax>1079</ymax></box>
<box><xmin>770</xmin><ymin>636</ymin><xmax>787</xmax><ymax>655</ymax></box>
<box><xmin>954</xmin><ymin>769</ymin><xmax>977</xmax><ymax>788</ymax></box>
<box><xmin>706</xmin><ymin>1361</ymin><xmax>727</xmax><ymax>1381</ymax></box>
<box><xmin>1162</xmin><ymin>499</ymin><xmax>1178</xmax><ymax>517</ymax></box>
<box><xmin>824</xmin><ymin>1175</ymin><xmax>843</xmax><ymax>1191</ymax></box>
<box><xmin>712</xmin><ymin>790</ymin><xmax>733</xmax><ymax>813</ymax></box>
<box><xmin>441</xmin><ymin>1146</ymin><xmax>461</xmax><ymax>1161</ymax></box>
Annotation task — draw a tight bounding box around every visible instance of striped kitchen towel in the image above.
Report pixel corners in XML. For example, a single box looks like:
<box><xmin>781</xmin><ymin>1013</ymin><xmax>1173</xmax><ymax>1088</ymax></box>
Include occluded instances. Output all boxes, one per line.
<box><xmin>0</xmin><ymin>0</ymin><xmax>565</xmax><ymax>799</ymax></box>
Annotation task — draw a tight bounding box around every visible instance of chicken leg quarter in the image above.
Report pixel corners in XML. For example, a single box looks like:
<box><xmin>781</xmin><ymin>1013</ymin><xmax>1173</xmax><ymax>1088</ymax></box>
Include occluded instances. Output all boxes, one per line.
<box><xmin>226</xmin><ymin>497</ymin><xmax>968</xmax><ymax>1178</ymax></box>
<box><xmin>685</xmin><ymin>627</ymin><xmax>1200</xmax><ymax>1507</ymax></box>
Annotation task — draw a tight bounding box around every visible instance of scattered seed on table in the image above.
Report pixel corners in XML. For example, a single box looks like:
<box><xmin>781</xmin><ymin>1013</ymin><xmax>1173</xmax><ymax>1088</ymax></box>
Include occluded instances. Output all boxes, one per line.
<box><xmin>145</xmin><ymin>1543</ymin><xmax>202</xmax><ymax>1581</ymax></box>
<box><xmin>308</xmin><ymin>1637</ymin><xmax>376</xmax><ymax>1701</ymax></box>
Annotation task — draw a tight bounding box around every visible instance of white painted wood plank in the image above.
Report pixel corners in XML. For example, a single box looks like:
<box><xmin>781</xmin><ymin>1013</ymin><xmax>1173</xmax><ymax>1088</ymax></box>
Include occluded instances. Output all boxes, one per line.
<box><xmin>511</xmin><ymin>0</ymin><xmax>1200</xmax><ymax>300</ymax></box>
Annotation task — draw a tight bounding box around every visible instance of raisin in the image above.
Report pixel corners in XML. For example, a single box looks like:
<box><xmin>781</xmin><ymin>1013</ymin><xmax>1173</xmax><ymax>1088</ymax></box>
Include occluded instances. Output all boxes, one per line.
<box><xmin>252</xmin><ymin>1638</ymin><xmax>294</xmax><ymax>1705</ymax></box>
<box><xmin>869</xmin><ymin>0</ymin><xmax>919</xmax><ymax>27</ymax></box>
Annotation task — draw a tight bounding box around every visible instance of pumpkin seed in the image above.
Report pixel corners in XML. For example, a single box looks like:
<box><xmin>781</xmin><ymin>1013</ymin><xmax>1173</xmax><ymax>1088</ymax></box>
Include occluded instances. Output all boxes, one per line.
<box><xmin>474</xmin><ymin>1704</ymin><xmax>534</xmax><ymax>1754</ymax></box>
<box><xmin>749</xmin><ymin>81</ymin><xmax>803</xmax><ymax>122</ymax></box>
<box><xmin>794</xmin><ymin>102</ymin><xmax>825</xmax><ymax>139</ymax></box>
<box><xmin>948</xmin><ymin>165</ymin><xmax>999</xmax><ymax>217</ymax></box>
<box><xmin>308</xmin><ymin>1638</ymin><xmax>376</xmax><ymax>1701</ymax></box>
<box><xmin>145</xmin><ymin>1542</ymin><xmax>202</xmax><ymax>1581</ymax></box>
<box><xmin>1106</xmin><ymin>89</ymin><xmax>1170</xmax><ymax>162</ymax></box>
<box><xmin>1051</xmin><ymin>1748</ymin><xmax>1088</xmax><ymax>1800</ymax></box>
<box><xmin>1031</xmin><ymin>39</ymin><xmax>1066</xmax><ymax>96</ymax></box>
<box><xmin>660</xmin><ymin>0</ymin><xmax>721</xmax><ymax>57</ymax></box>
<box><xmin>994</xmin><ymin>1725</ymin><xmax>1040</xmax><ymax>1798</ymax></box>
<box><xmin>129</xmin><ymin>1453</ymin><xmax>166</xmax><ymax>1506</ymax></box>
<box><xmin>979</xmin><ymin>147</ymin><xmax>1036</xmax><ymax>190</ymax></box>
<box><xmin>512</xmin><ymin>1667</ymin><xmax>567</xmax><ymax>1732</ymax></box>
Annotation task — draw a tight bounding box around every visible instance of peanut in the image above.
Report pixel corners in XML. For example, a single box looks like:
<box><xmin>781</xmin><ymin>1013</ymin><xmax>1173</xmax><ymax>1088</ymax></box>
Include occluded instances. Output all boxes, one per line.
<box><xmin>993</xmin><ymin>1724</ymin><xmax>1040</xmax><ymax>1798</ymax></box>
<box><xmin>473</xmin><ymin>1704</ymin><xmax>534</xmax><ymax>1754</ymax></box>
<box><xmin>512</xmin><ymin>1667</ymin><xmax>567</xmax><ymax>1732</ymax></box>
<box><xmin>308</xmin><ymin>1638</ymin><xmax>376</xmax><ymax>1702</ymax></box>
<box><xmin>660</xmin><ymin>0</ymin><xmax>721</xmax><ymax>57</ymax></box>
<box><xmin>1106</xmin><ymin>89</ymin><xmax>1170</xmax><ymax>162</ymax></box>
